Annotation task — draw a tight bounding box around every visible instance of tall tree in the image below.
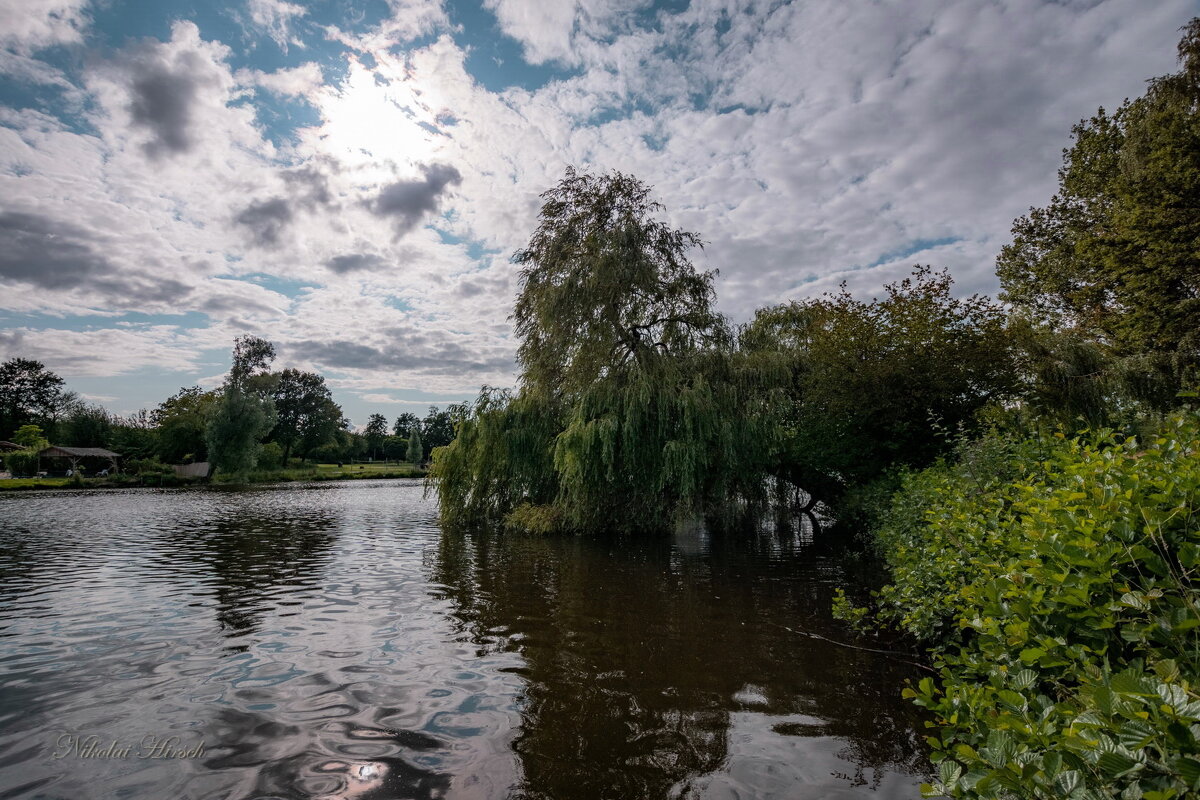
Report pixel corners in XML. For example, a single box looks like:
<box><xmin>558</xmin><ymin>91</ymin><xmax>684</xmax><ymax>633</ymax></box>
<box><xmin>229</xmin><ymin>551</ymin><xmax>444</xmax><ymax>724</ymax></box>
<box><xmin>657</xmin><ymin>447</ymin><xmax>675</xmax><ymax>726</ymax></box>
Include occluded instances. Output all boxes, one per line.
<box><xmin>269</xmin><ymin>369</ymin><xmax>340</xmax><ymax>464</ymax></box>
<box><xmin>205</xmin><ymin>336</ymin><xmax>277</xmax><ymax>478</ymax></box>
<box><xmin>392</xmin><ymin>413</ymin><xmax>420</xmax><ymax>439</ymax></box>
<box><xmin>0</xmin><ymin>358</ymin><xmax>69</xmax><ymax>440</ymax></box>
<box><xmin>153</xmin><ymin>386</ymin><xmax>219</xmax><ymax>463</ymax></box>
<box><xmin>420</xmin><ymin>406</ymin><xmax>454</xmax><ymax>459</ymax></box>
<box><xmin>60</xmin><ymin>404</ymin><xmax>113</xmax><ymax>448</ymax></box>
<box><xmin>406</xmin><ymin>426</ymin><xmax>423</xmax><ymax>464</ymax></box>
<box><xmin>431</xmin><ymin>169</ymin><xmax>766</xmax><ymax>533</ymax></box>
<box><xmin>512</xmin><ymin>167</ymin><xmax>726</xmax><ymax>400</ymax></box>
<box><xmin>364</xmin><ymin>413</ymin><xmax>388</xmax><ymax>460</ymax></box>
<box><xmin>997</xmin><ymin>18</ymin><xmax>1200</xmax><ymax>394</ymax></box>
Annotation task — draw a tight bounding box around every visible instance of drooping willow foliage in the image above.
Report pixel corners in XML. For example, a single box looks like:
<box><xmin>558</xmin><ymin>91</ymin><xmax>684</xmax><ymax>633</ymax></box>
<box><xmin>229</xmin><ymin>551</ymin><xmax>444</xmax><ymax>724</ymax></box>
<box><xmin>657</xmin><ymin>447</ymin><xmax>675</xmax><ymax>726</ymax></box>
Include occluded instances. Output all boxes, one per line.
<box><xmin>429</xmin><ymin>168</ymin><xmax>784</xmax><ymax>533</ymax></box>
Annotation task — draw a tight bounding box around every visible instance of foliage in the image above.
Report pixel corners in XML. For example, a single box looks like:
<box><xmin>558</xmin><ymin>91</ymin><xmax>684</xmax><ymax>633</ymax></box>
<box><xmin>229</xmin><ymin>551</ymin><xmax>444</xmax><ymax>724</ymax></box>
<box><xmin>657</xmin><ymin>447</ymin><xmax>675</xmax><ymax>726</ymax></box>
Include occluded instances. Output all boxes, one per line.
<box><xmin>430</xmin><ymin>169</ymin><xmax>772</xmax><ymax>533</ymax></box>
<box><xmin>511</xmin><ymin>167</ymin><xmax>725</xmax><ymax>400</ymax></box>
<box><xmin>406</xmin><ymin>426</ymin><xmax>423</xmax><ymax>463</ymax></box>
<box><xmin>364</xmin><ymin>413</ymin><xmax>388</xmax><ymax>459</ymax></box>
<box><xmin>205</xmin><ymin>336</ymin><xmax>277</xmax><ymax>479</ymax></box>
<box><xmin>0</xmin><ymin>358</ymin><xmax>68</xmax><ymax>440</ymax></box>
<box><xmin>257</xmin><ymin>441</ymin><xmax>284</xmax><ymax>470</ymax></box>
<box><xmin>60</xmin><ymin>404</ymin><xmax>113</xmax><ymax>448</ymax></box>
<box><xmin>12</xmin><ymin>424</ymin><xmax>48</xmax><ymax>450</ymax></box>
<box><xmin>743</xmin><ymin>267</ymin><xmax>1018</xmax><ymax>496</ymax></box>
<box><xmin>153</xmin><ymin>386</ymin><xmax>218</xmax><ymax>463</ymax></box>
<box><xmin>421</xmin><ymin>406</ymin><xmax>454</xmax><ymax>459</ymax></box>
<box><xmin>392</xmin><ymin>413</ymin><xmax>420</xmax><ymax>439</ymax></box>
<box><xmin>997</xmin><ymin>19</ymin><xmax>1200</xmax><ymax>395</ymax></box>
<box><xmin>269</xmin><ymin>368</ymin><xmax>341</xmax><ymax>463</ymax></box>
<box><xmin>3</xmin><ymin>448</ymin><xmax>40</xmax><ymax>477</ymax></box>
<box><xmin>860</xmin><ymin>411</ymin><xmax>1200</xmax><ymax>799</ymax></box>
<box><xmin>503</xmin><ymin>502</ymin><xmax>565</xmax><ymax>535</ymax></box>
<box><xmin>124</xmin><ymin>457</ymin><xmax>173</xmax><ymax>476</ymax></box>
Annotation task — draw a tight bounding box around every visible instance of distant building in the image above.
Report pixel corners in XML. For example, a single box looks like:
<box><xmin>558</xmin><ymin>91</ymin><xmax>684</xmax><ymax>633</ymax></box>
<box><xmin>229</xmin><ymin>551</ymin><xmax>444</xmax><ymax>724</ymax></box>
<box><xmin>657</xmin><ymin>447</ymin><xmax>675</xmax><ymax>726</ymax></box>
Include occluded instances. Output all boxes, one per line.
<box><xmin>37</xmin><ymin>446</ymin><xmax>121</xmax><ymax>475</ymax></box>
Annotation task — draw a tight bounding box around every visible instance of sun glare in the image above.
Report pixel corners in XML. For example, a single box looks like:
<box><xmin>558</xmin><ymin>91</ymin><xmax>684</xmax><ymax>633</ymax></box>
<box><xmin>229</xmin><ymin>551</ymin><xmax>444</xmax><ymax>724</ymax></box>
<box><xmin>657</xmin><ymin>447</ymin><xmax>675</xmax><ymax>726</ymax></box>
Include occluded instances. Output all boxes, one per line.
<box><xmin>314</xmin><ymin>56</ymin><xmax>441</xmax><ymax>177</ymax></box>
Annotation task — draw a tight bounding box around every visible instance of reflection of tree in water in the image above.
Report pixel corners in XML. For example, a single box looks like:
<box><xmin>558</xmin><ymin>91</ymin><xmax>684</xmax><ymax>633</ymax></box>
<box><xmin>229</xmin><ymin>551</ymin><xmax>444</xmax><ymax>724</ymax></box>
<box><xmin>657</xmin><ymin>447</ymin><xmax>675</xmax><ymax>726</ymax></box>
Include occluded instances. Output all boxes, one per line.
<box><xmin>162</xmin><ymin>503</ymin><xmax>338</xmax><ymax>648</ymax></box>
<box><xmin>431</xmin><ymin>527</ymin><xmax>929</xmax><ymax>799</ymax></box>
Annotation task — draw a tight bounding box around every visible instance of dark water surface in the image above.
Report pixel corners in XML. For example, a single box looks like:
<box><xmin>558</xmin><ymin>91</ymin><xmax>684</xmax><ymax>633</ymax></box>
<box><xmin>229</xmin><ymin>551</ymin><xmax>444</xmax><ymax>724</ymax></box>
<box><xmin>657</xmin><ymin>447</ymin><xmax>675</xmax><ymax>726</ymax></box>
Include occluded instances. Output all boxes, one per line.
<box><xmin>0</xmin><ymin>480</ymin><xmax>929</xmax><ymax>799</ymax></box>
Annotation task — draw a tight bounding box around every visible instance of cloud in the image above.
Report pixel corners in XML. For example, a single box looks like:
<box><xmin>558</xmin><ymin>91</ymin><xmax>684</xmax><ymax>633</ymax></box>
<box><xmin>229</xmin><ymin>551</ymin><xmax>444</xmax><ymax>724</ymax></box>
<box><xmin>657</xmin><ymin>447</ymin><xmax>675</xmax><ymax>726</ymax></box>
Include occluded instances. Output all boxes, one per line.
<box><xmin>290</xmin><ymin>337</ymin><xmax>514</xmax><ymax>375</ymax></box>
<box><xmin>0</xmin><ymin>0</ymin><xmax>90</xmax><ymax>54</ymax></box>
<box><xmin>235</xmin><ymin>197</ymin><xmax>293</xmax><ymax>246</ymax></box>
<box><xmin>371</xmin><ymin>163</ymin><xmax>462</xmax><ymax>235</ymax></box>
<box><xmin>247</xmin><ymin>0</ymin><xmax>307</xmax><ymax>53</ymax></box>
<box><xmin>326</xmin><ymin>253</ymin><xmax>385</xmax><ymax>274</ymax></box>
<box><xmin>0</xmin><ymin>210</ymin><xmax>194</xmax><ymax>307</ymax></box>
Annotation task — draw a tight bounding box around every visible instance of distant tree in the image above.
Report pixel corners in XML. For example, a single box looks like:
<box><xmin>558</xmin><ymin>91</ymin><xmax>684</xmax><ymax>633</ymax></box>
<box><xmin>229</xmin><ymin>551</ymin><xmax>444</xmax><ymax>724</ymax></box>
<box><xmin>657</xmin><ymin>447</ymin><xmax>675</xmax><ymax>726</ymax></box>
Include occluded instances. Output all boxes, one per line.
<box><xmin>153</xmin><ymin>386</ymin><xmax>219</xmax><ymax>463</ymax></box>
<box><xmin>406</xmin><ymin>427</ymin><xmax>423</xmax><ymax>464</ymax></box>
<box><xmin>364</xmin><ymin>413</ymin><xmax>388</xmax><ymax>460</ymax></box>
<box><xmin>110</xmin><ymin>410</ymin><xmax>159</xmax><ymax>461</ymax></box>
<box><xmin>12</xmin><ymin>424</ymin><xmax>49</xmax><ymax>450</ymax></box>
<box><xmin>997</xmin><ymin>18</ymin><xmax>1200</xmax><ymax>395</ymax></box>
<box><xmin>270</xmin><ymin>369</ymin><xmax>341</xmax><ymax>464</ymax></box>
<box><xmin>61</xmin><ymin>404</ymin><xmax>113</xmax><ymax>448</ymax></box>
<box><xmin>420</xmin><ymin>406</ymin><xmax>454</xmax><ymax>459</ymax></box>
<box><xmin>392</xmin><ymin>413</ymin><xmax>420</xmax><ymax>439</ymax></box>
<box><xmin>205</xmin><ymin>336</ymin><xmax>277</xmax><ymax>478</ymax></box>
<box><xmin>0</xmin><ymin>358</ymin><xmax>69</xmax><ymax>439</ymax></box>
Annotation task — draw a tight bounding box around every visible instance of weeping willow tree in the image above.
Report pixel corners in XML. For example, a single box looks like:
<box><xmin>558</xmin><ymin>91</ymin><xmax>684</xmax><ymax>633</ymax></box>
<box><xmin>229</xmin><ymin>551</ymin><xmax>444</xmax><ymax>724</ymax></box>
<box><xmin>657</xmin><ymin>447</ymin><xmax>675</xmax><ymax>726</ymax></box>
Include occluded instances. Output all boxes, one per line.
<box><xmin>429</xmin><ymin>168</ymin><xmax>779</xmax><ymax>533</ymax></box>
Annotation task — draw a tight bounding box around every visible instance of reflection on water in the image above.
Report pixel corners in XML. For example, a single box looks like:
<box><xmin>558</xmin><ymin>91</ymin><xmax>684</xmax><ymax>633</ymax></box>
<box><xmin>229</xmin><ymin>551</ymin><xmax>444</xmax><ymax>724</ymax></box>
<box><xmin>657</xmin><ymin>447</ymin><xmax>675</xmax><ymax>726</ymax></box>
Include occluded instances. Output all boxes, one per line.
<box><xmin>0</xmin><ymin>481</ymin><xmax>929</xmax><ymax>799</ymax></box>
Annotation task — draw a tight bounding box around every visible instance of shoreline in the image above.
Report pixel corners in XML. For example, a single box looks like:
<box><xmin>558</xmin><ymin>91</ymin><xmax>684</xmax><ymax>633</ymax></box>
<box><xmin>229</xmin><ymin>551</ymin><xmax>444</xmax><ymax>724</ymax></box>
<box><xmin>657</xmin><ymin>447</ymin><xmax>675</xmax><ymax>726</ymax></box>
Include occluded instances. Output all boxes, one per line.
<box><xmin>0</xmin><ymin>467</ymin><xmax>427</xmax><ymax>493</ymax></box>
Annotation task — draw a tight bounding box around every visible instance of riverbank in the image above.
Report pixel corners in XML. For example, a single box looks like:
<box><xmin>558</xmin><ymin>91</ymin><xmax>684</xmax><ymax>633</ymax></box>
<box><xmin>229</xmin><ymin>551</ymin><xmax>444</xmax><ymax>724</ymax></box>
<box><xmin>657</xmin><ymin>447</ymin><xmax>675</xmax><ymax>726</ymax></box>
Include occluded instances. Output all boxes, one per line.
<box><xmin>0</xmin><ymin>462</ymin><xmax>426</xmax><ymax>492</ymax></box>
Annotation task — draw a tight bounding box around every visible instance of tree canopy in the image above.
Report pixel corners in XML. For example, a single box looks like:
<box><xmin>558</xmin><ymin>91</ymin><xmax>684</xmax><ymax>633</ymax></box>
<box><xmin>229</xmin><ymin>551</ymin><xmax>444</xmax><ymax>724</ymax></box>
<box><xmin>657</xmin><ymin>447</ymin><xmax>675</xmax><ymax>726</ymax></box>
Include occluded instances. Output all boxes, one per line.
<box><xmin>997</xmin><ymin>18</ymin><xmax>1200</xmax><ymax>393</ymax></box>
<box><xmin>205</xmin><ymin>336</ymin><xmax>277</xmax><ymax>478</ymax></box>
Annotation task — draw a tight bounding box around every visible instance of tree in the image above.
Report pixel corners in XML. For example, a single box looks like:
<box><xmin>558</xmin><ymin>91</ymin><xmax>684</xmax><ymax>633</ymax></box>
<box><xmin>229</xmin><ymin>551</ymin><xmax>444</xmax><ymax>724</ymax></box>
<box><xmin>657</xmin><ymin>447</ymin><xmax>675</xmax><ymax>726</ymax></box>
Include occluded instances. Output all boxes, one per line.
<box><xmin>997</xmin><ymin>18</ymin><xmax>1200</xmax><ymax>395</ymax></box>
<box><xmin>205</xmin><ymin>336</ymin><xmax>277</xmax><ymax>478</ymax></box>
<box><xmin>12</xmin><ymin>423</ymin><xmax>48</xmax><ymax>450</ymax></box>
<box><xmin>420</xmin><ymin>406</ymin><xmax>453</xmax><ymax>459</ymax></box>
<box><xmin>61</xmin><ymin>404</ymin><xmax>113</xmax><ymax>448</ymax></box>
<box><xmin>512</xmin><ymin>167</ymin><xmax>726</xmax><ymax>400</ymax></box>
<box><xmin>406</xmin><ymin>426</ymin><xmax>423</xmax><ymax>464</ymax></box>
<box><xmin>392</xmin><ymin>413</ymin><xmax>420</xmax><ymax>439</ymax></box>
<box><xmin>0</xmin><ymin>358</ymin><xmax>68</xmax><ymax>440</ymax></box>
<box><xmin>430</xmin><ymin>169</ymin><xmax>764</xmax><ymax>533</ymax></box>
<box><xmin>743</xmin><ymin>267</ymin><xmax>1017</xmax><ymax>495</ymax></box>
<box><xmin>153</xmin><ymin>386</ymin><xmax>219</xmax><ymax>463</ymax></box>
<box><xmin>364</xmin><ymin>413</ymin><xmax>388</xmax><ymax>460</ymax></box>
<box><xmin>269</xmin><ymin>369</ymin><xmax>341</xmax><ymax>464</ymax></box>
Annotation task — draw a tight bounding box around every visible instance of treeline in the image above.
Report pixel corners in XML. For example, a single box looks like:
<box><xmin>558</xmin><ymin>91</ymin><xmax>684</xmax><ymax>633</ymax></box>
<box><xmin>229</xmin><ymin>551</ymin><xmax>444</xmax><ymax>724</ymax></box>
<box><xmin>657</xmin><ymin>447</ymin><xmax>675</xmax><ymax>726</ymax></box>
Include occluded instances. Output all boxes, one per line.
<box><xmin>0</xmin><ymin>338</ymin><xmax>455</xmax><ymax>478</ymax></box>
<box><xmin>430</xmin><ymin>19</ymin><xmax>1199</xmax><ymax>535</ymax></box>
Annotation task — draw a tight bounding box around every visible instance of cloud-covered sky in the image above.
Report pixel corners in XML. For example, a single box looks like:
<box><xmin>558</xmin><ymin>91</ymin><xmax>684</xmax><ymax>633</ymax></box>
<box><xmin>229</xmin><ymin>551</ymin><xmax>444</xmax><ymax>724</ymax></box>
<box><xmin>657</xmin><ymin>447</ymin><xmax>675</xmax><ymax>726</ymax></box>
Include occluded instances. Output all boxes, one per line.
<box><xmin>0</xmin><ymin>0</ymin><xmax>1195</xmax><ymax>423</ymax></box>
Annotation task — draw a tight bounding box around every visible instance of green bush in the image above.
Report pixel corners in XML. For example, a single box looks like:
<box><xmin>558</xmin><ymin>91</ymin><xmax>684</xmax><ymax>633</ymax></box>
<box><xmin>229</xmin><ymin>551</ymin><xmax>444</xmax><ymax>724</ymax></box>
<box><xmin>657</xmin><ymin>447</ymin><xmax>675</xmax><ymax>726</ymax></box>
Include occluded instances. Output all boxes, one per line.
<box><xmin>859</xmin><ymin>410</ymin><xmax>1200</xmax><ymax>799</ymax></box>
<box><xmin>125</xmin><ymin>457</ymin><xmax>173</xmax><ymax>476</ymax></box>
<box><xmin>257</xmin><ymin>441</ymin><xmax>283</xmax><ymax>470</ymax></box>
<box><xmin>3</xmin><ymin>449</ymin><xmax>40</xmax><ymax>477</ymax></box>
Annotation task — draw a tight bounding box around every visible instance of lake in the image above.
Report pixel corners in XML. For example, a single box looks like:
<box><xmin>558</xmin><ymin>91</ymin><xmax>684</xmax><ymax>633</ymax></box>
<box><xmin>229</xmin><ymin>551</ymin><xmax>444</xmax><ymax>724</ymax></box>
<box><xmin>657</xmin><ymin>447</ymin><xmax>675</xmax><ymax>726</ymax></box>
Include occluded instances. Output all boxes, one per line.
<box><xmin>0</xmin><ymin>480</ymin><xmax>930</xmax><ymax>799</ymax></box>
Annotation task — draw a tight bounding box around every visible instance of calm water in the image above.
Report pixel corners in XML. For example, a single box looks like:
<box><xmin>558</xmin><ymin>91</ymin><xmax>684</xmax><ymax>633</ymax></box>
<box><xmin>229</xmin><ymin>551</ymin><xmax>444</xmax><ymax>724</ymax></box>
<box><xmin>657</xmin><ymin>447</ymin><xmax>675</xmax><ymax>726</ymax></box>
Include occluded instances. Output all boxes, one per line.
<box><xmin>0</xmin><ymin>480</ymin><xmax>930</xmax><ymax>799</ymax></box>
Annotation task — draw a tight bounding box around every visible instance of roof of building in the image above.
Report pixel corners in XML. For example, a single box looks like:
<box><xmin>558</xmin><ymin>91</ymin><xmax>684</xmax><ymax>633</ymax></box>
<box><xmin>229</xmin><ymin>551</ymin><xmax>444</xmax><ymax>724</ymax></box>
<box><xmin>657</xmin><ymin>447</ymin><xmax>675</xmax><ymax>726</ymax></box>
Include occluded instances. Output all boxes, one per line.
<box><xmin>0</xmin><ymin>440</ymin><xmax>21</xmax><ymax>451</ymax></box>
<box><xmin>38</xmin><ymin>445</ymin><xmax>121</xmax><ymax>459</ymax></box>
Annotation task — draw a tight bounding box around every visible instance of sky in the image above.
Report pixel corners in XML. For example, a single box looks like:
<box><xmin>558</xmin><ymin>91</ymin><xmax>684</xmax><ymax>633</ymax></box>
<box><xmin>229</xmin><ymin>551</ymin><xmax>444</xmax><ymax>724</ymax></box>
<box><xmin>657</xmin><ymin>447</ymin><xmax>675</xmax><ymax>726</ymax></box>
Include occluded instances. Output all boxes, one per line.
<box><xmin>0</xmin><ymin>0</ymin><xmax>1196</xmax><ymax>426</ymax></box>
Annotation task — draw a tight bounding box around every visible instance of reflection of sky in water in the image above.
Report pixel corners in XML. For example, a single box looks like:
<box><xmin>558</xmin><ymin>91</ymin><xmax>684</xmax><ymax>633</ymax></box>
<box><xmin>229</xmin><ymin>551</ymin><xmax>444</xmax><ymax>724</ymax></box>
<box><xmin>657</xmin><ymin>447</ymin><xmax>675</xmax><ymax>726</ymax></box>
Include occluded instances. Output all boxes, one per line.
<box><xmin>0</xmin><ymin>481</ymin><xmax>929</xmax><ymax>799</ymax></box>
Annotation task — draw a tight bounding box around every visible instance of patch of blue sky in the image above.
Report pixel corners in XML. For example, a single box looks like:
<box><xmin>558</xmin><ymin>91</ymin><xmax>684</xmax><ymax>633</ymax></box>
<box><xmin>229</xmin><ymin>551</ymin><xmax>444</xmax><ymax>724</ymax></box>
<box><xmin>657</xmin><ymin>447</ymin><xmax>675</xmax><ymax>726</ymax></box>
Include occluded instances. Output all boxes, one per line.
<box><xmin>231</xmin><ymin>272</ymin><xmax>320</xmax><ymax>299</ymax></box>
<box><xmin>432</xmin><ymin>226</ymin><xmax>502</xmax><ymax>264</ymax></box>
<box><xmin>0</xmin><ymin>310</ymin><xmax>210</xmax><ymax>332</ymax></box>
<box><xmin>865</xmin><ymin>237</ymin><xmax>962</xmax><ymax>269</ymax></box>
<box><xmin>444</xmin><ymin>0</ymin><xmax>579</xmax><ymax>92</ymax></box>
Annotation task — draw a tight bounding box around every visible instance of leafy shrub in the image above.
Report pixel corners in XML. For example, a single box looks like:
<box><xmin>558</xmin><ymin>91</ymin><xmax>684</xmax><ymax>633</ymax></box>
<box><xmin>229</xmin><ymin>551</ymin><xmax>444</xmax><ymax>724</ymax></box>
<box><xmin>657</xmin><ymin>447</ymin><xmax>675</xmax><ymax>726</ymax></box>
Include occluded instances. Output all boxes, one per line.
<box><xmin>125</xmin><ymin>457</ymin><xmax>173</xmax><ymax>476</ymax></box>
<box><xmin>862</xmin><ymin>410</ymin><xmax>1200</xmax><ymax>799</ymax></box>
<box><xmin>257</xmin><ymin>441</ymin><xmax>284</xmax><ymax>470</ymax></box>
<box><xmin>504</xmin><ymin>502</ymin><xmax>565</xmax><ymax>535</ymax></box>
<box><xmin>3</xmin><ymin>449</ymin><xmax>40</xmax><ymax>477</ymax></box>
